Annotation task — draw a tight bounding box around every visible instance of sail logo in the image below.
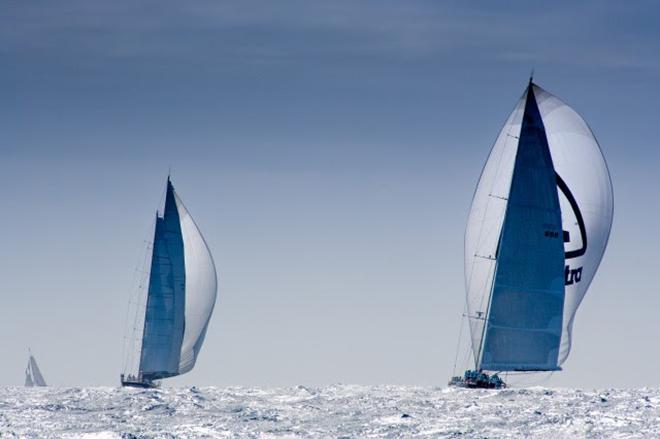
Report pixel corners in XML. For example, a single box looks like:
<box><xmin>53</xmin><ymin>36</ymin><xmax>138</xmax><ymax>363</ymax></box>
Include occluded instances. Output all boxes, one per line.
<box><xmin>556</xmin><ymin>172</ymin><xmax>586</xmax><ymax>286</ymax></box>
<box><xmin>556</xmin><ymin>173</ymin><xmax>587</xmax><ymax>259</ymax></box>
<box><xmin>565</xmin><ymin>265</ymin><xmax>582</xmax><ymax>285</ymax></box>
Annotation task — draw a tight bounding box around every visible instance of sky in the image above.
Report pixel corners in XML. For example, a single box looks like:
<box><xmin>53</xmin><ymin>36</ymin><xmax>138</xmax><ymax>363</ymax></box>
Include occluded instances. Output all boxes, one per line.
<box><xmin>1</xmin><ymin>0</ymin><xmax>659</xmax><ymax>388</ymax></box>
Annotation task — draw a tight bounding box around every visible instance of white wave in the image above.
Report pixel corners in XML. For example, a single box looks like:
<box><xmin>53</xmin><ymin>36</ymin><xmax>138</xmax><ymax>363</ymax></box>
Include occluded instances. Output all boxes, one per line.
<box><xmin>1</xmin><ymin>385</ymin><xmax>657</xmax><ymax>438</ymax></box>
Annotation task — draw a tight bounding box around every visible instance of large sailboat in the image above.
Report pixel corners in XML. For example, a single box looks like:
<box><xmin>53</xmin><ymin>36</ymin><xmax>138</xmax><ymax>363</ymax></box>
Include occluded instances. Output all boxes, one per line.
<box><xmin>25</xmin><ymin>351</ymin><xmax>47</xmax><ymax>387</ymax></box>
<box><xmin>450</xmin><ymin>79</ymin><xmax>613</xmax><ymax>389</ymax></box>
<box><xmin>121</xmin><ymin>177</ymin><xmax>218</xmax><ymax>388</ymax></box>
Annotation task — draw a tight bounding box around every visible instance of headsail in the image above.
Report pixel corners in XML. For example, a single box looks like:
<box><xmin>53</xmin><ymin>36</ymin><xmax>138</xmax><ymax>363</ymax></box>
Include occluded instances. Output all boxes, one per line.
<box><xmin>25</xmin><ymin>354</ymin><xmax>47</xmax><ymax>387</ymax></box>
<box><xmin>139</xmin><ymin>179</ymin><xmax>186</xmax><ymax>380</ymax></box>
<box><xmin>479</xmin><ymin>86</ymin><xmax>565</xmax><ymax>371</ymax></box>
<box><xmin>124</xmin><ymin>177</ymin><xmax>217</xmax><ymax>385</ymax></box>
<box><xmin>464</xmin><ymin>82</ymin><xmax>613</xmax><ymax>371</ymax></box>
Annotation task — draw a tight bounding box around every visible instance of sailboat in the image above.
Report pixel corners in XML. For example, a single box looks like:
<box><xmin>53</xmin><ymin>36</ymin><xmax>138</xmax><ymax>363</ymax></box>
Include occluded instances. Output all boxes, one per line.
<box><xmin>450</xmin><ymin>79</ymin><xmax>613</xmax><ymax>389</ymax></box>
<box><xmin>25</xmin><ymin>352</ymin><xmax>47</xmax><ymax>387</ymax></box>
<box><xmin>121</xmin><ymin>177</ymin><xmax>218</xmax><ymax>388</ymax></box>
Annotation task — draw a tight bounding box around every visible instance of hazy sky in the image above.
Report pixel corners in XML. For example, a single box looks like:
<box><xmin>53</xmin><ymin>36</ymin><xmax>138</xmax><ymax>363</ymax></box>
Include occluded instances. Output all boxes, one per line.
<box><xmin>1</xmin><ymin>1</ymin><xmax>659</xmax><ymax>388</ymax></box>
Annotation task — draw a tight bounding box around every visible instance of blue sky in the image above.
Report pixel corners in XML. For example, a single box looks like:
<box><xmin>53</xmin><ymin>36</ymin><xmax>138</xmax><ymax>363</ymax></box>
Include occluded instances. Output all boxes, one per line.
<box><xmin>1</xmin><ymin>1</ymin><xmax>659</xmax><ymax>387</ymax></box>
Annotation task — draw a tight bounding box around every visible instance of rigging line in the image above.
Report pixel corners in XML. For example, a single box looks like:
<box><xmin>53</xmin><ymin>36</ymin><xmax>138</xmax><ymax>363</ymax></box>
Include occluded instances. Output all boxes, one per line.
<box><xmin>475</xmin><ymin>268</ymin><xmax>494</xmax><ymax>368</ymax></box>
<box><xmin>460</xmin><ymin>332</ymin><xmax>472</xmax><ymax>372</ymax></box>
<box><xmin>453</xmin><ymin>312</ymin><xmax>476</xmax><ymax>374</ymax></box>
<box><xmin>451</xmin><ymin>304</ymin><xmax>468</xmax><ymax>376</ymax></box>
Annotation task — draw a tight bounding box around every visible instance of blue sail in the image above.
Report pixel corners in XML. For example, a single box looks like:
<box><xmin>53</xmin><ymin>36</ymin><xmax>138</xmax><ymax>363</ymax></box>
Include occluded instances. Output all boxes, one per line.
<box><xmin>139</xmin><ymin>179</ymin><xmax>186</xmax><ymax>379</ymax></box>
<box><xmin>478</xmin><ymin>85</ymin><xmax>565</xmax><ymax>371</ymax></box>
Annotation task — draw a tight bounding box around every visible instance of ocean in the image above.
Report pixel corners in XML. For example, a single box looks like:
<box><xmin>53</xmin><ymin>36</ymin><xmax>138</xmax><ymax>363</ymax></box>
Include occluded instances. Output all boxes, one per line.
<box><xmin>1</xmin><ymin>385</ymin><xmax>656</xmax><ymax>438</ymax></box>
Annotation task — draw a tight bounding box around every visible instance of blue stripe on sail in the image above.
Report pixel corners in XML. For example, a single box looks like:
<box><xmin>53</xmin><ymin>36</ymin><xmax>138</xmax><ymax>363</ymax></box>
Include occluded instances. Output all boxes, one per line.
<box><xmin>479</xmin><ymin>85</ymin><xmax>565</xmax><ymax>372</ymax></box>
<box><xmin>139</xmin><ymin>180</ymin><xmax>186</xmax><ymax>379</ymax></box>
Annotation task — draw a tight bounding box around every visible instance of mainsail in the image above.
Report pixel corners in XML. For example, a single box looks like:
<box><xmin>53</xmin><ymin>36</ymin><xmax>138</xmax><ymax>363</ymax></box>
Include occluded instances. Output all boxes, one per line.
<box><xmin>123</xmin><ymin>177</ymin><xmax>217</xmax><ymax>386</ymax></box>
<box><xmin>464</xmin><ymin>81</ymin><xmax>613</xmax><ymax>372</ymax></box>
<box><xmin>25</xmin><ymin>354</ymin><xmax>47</xmax><ymax>387</ymax></box>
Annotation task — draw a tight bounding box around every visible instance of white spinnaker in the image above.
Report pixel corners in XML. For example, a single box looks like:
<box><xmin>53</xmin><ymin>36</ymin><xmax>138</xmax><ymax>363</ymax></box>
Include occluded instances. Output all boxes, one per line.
<box><xmin>464</xmin><ymin>83</ymin><xmax>613</xmax><ymax>368</ymax></box>
<box><xmin>464</xmin><ymin>89</ymin><xmax>527</xmax><ymax>366</ymax></box>
<box><xmin>174</xmin><ymin>192</ymin><xmax>218</xmax><ymax>374</ymax></box>
<box><xmin>534</xmin><ymin>85</ymin><xmax>613</xmax><ymax>365</ymax></box>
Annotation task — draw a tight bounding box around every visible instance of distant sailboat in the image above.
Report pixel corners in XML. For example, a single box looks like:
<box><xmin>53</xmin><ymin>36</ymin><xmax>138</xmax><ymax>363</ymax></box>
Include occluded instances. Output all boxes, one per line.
<box><xmin>121</xmin><ymin>177</ymin><xmax>218</xmax><ymax>388</ymax></box>
<box><xmin>25</xmin><ymin>352</ymin><xmax>47</xmax><ymax>387</ymax></box>
<box><xmin>450</xmin><ymin>79</ymin><xmax>613</xmax><ymax>388</ymax></box>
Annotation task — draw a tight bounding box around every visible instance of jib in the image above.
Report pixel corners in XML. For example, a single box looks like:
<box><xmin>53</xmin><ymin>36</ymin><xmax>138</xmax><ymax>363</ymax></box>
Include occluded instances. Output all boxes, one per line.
<box><xmin>565</xmin><ymin>265</ymin><xmax>582</xmax><ymax>285</ymax></box>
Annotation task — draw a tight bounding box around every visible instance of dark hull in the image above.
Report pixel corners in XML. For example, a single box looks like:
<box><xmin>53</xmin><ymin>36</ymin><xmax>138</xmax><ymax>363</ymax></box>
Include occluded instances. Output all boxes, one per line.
<box><xmin>120</xmin><ymin>374</ymin><xmax>159</xmax><ymax>389</ymax></box>
<box><xmin>448</xmin><ymin>378</ymin><xmax>506</xmax><ymax>389</ymax></box>
<box><xmin>121</xmin><ymin>380</ymin><xmax>158</xmax><ymax>389</ymax></box>
<box><xmin>449</xmin><ymin>371</ymin><xmax>506</xmax><ymax>389</ymax></box>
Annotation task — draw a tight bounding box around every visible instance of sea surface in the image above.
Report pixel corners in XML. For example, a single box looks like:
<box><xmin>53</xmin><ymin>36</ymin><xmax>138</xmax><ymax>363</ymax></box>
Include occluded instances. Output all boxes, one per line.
<box><xmin>0</xmin><ymin>385</ymin><xmax>658</xmax><ymax>438</ymax></box>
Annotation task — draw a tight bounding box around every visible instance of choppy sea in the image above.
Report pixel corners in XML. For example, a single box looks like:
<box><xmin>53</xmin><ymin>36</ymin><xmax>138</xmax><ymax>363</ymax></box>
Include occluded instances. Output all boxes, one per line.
<box><xmin>1</xmin><ymin>385</ymin><xmax>658</xmax><ymax>438</ymax></box>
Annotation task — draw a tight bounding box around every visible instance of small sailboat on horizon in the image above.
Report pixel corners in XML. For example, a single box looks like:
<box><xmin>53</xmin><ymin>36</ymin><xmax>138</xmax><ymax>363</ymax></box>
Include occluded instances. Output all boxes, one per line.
<box><xmin>121</xmin><ymin>177</ymin><xmax>218</xmax><ymax>388</ymax></box>
<box><xmin>450</xmin><ymin>78</ymin><xmax>613</xmax><ymax>389</ymax></box>
<box><xmin>25</xmin><ymin>351</ymin><xmax>47</xmax><ymax>387</ymax></box>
